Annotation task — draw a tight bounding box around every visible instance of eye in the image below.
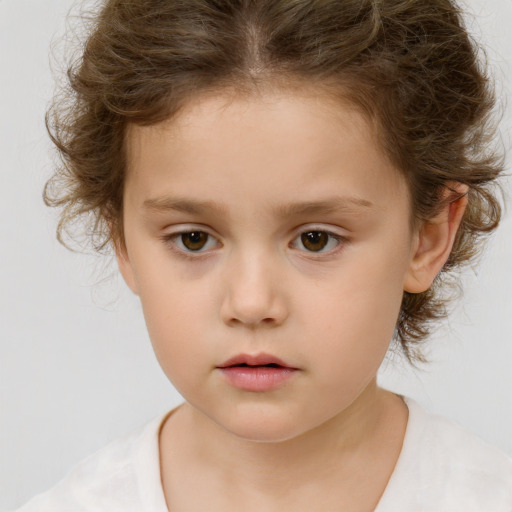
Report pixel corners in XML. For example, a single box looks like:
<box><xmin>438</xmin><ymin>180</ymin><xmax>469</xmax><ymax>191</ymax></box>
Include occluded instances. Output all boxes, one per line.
<box><xmin>172</xmin><ymin>231</ymin><xmax>219</xmax><ymax>252</ymax></box>
<box><xmin>291</xmin><ymin>230</ymin><xmax>342</xmax><ymax>253</ymax></box>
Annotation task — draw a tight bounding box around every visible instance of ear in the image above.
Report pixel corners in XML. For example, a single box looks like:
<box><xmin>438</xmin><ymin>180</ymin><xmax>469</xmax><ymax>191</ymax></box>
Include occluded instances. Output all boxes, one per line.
<box><xmin>114</xmin><ymin>241</ymin><xmax>140</xmax><ymax>295</ymax></box>
<box><xmin>404</xmin><ymin>184</ymin><xmax>468</xmax><ymax>294</ymax></box>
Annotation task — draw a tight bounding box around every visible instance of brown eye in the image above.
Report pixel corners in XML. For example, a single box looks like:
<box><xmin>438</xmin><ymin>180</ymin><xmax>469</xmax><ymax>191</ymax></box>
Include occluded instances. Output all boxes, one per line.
<box><xmin>181</xmin><ymin>231</ymin><xmax>209</xmax><ymax>251</ymax></box>
<box><xmin>300</xmin><ymin>231</ymin><xmax>329</xmax><ymax>252</ymax></box>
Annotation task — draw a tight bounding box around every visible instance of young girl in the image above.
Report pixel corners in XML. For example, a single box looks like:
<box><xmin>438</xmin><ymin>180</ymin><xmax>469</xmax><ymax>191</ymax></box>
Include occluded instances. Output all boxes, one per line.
<box><xmin>13</xmin><ymin>0</ymin><xmax>512</xmax><ymax>510</ymax></box>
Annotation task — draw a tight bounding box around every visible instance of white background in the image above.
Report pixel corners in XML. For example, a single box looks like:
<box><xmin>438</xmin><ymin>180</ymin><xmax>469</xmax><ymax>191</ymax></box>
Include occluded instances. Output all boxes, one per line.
<box><xmin>1</xmin><ymin>0</ymin><xmax>511</xmax><ymax>510</ymax></box>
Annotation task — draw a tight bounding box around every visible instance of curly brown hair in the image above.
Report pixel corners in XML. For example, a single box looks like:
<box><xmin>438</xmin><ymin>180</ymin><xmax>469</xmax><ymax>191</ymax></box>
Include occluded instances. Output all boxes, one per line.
<box><xmin>45</xmin><ymin>0</ymin><xmax>504</xmax><ymax>362</ymax></box>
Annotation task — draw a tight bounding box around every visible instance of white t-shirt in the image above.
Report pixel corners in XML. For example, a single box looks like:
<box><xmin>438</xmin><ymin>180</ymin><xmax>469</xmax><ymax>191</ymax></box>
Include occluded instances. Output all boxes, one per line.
<box><xmin>13</xmin><ymin>398</ymin><xmax>512</xmax><ymax>512</ymax></box>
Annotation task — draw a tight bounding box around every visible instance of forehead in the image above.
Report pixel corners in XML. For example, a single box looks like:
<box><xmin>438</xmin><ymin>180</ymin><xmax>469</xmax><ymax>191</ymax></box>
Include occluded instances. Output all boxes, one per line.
<box><xmin>124</xmin><ymin>90</ymin><xmax>408</xmax><ymax>215</ymax></box>
<box><xmin>127</xmin><ymin>88</ymin><xmax>378</xmax><ymax>158</ymax></box>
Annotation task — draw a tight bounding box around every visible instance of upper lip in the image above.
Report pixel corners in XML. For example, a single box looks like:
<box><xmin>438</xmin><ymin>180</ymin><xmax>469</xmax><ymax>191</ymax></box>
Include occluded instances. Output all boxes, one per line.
<box><xmin>217</xmin><ymin>353</ymin><xmax>297</xmax><ymax>369</ymax></box>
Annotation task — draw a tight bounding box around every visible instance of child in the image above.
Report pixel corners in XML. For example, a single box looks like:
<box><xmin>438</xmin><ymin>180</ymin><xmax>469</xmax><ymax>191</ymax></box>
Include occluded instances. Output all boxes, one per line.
<box><xmin>14</xmin><ymin>0</ymin><xmax>512</xmax><ymax>510</ymax></box>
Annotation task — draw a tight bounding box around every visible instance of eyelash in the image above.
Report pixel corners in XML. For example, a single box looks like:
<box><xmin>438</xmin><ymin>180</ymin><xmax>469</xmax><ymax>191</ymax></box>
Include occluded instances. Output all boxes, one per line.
<box><xmin>161</xmin><ymin>227</ymin><xmax>347</xmax><ymax>258</ymax></box>
<box><xmin>161</xmin><ymin>230</ymin><xmax>220</xmax><ymax>259</ymax></box>
<box><xmin>289</xmin><ymin>229</ymin><xmax>345</xmax><ymax>255</ymax></box>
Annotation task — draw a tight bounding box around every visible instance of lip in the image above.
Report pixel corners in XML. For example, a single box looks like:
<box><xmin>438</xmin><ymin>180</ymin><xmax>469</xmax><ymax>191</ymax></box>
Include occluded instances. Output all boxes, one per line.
<box><xmin>216</xmin><ymin>353</ymin><xmax>299</xmax><ymax>392</ymax></box>
<box><xmin>217</xmin><ymin>352</ymin><xmax>297</xmax><ymax>369</ymax></box>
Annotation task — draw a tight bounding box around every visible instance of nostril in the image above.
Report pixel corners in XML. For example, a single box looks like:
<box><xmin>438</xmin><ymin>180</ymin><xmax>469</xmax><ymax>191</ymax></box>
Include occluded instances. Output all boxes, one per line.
<box><xmin>220</xmin><ymin>288</ymin><xmax>289</xmax><ymax>328</ymax></box>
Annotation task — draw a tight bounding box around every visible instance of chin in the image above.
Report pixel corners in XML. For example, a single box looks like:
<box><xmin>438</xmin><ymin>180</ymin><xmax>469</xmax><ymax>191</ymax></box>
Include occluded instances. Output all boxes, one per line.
<box><xmin>213</xmin><ymin>404</ymin><xmax>311</xmax><ymax>443</ymax></box>
<box><xmin>224</xmin><ymin>421</ymin><xmax>304</xmax><ymax>443</ymax></box>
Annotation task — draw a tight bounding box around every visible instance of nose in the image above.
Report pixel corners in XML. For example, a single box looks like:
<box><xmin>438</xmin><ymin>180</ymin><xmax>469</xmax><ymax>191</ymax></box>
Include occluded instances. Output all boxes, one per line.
<box><xmin>220</xmin><ymin>250</ymin><xmax>289</xmax><ymax>328</ymax></box>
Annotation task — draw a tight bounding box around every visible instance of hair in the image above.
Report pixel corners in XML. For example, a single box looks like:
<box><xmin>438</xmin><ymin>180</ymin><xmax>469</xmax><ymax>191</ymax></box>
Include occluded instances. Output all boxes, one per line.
<box><xmin>45</xmin><ymin>0</ymin><xmax>505</xmax><ymax>363</ymax></box>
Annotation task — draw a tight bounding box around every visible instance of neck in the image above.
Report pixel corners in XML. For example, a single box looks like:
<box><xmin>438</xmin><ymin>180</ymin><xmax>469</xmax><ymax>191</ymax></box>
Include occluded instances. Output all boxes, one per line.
<box><xmin>161</xmin><ymin>382</ymin><xmax>407</xmax><ymax>498</ymax></box>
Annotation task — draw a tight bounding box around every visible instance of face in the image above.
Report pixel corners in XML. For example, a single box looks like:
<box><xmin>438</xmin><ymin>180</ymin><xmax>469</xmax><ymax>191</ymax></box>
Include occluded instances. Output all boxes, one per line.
<box><xmin>120</xmin><ymin>89</ymin><xmax>418</xmax><ymax>442</ymax></box>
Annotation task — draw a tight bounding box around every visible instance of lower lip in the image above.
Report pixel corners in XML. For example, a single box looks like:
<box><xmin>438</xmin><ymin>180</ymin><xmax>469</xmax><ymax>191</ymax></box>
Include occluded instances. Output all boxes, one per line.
<box><xmin>218</xmin><ymin>366</ymin><xmax>298</xmax><ymax>392</ymax></box>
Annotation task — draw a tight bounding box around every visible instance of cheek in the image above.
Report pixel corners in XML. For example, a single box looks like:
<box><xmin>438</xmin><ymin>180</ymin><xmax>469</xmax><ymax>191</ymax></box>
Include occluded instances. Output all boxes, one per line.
<box><xmin>299</xmin><ymin>242</ymin><xmax>408</xmax><ymax>373</ymax></box>
<box><xmin>139</xmin><ymin>288</ymin><xmax>215</xmax><ymax>399</ymax></box>
<box><xmin>311</xmin><ymin>249</ymin><xmax>406</xmax><ymax>332</ymax></box>
<box><xmin>131</xmin><ymin>256</ymin><xmax>218</xmax><ymax>376</ymax></box>
<box><xmin>141</xmin><ymin>287</ymin><xmax>209</xmax><ymax>348</ymax></box>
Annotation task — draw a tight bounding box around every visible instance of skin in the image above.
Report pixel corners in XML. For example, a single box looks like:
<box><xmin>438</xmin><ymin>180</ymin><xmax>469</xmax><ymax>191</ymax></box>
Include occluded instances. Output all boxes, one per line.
<box><xmin>117</xmin><ymin>88</ymin><xmax>467</xmax><ymax>512</ymax></box>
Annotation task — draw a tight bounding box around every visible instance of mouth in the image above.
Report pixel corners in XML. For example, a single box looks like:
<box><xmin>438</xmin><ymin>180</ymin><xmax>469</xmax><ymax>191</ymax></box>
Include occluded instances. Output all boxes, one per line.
<box><xmin>225</xmin><ymin>363</ymin><xmax>284</xmax><ymax>368</ymax></box>
<box><xmin>217</xmin><ymin>353</ymin><xmax>297</xmax><ymax>370</ymax></box>
<box><xmin>216</xmin><ymin>353</ymin><xmax>299</xmax><ymax>392</ymax></box>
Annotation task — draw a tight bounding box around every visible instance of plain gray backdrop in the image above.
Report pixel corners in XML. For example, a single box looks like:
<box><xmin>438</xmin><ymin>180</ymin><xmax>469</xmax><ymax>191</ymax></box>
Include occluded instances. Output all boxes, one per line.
<box><xmin>1</xmin><ymin>0</ymin><xmax>511</xmax><ymax>510</ymax></box>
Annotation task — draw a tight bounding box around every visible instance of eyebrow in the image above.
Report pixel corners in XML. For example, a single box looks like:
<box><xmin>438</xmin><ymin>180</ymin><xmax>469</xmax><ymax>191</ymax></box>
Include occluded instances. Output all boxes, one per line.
<box><xmin>143</xmin><ymin>197</ymin><xmax>228</xmax><ymax>215</ymax></box>
<box><xmin>142</xmin><ymin>196</ymin><xmax>374</xmax><ymax>217</ymax></box>
<box><xmin>273</xmin><ymin>197</ymin><xmax>375</xmax><ymax>217</ymax></box>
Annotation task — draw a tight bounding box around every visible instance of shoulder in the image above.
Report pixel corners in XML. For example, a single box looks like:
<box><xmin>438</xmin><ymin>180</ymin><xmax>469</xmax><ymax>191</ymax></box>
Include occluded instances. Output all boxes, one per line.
<box><xmin>378</xmin><ymin>397</ymin><xmax>512</xmax><ymax>512</ymax></box>
<box><xmin>408</xmin><ymin>398</ymin><xmax>512</xmax><ymax>489</ymax></box>
<box><xmin>12</xmin><ymin>413</ymin><xmax>169</xmax><ymax>512</ymax></box>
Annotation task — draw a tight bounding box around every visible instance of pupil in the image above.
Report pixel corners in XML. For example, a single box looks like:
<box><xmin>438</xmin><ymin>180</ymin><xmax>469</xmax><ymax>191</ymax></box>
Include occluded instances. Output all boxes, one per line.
<box><xmin>302</xmin><ymin>231</ymin><xmax>328</xmax><ymax>251</ymax></box>
<box><xmin>182</xmin><ymin>232</ymin><xmax>207</xmax><ymax>250</ymax></box>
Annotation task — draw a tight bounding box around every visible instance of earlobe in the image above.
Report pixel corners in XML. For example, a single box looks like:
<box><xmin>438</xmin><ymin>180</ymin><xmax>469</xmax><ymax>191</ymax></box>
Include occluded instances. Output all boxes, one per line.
<box><xmin>114</xmin><ymin>242</ymin><xmax>140</xmax><ymax>295</ymax></box>
<box><xmin>404</xmin><ymin>184</ymin><xmax>468</xmax><ymax>294</ymax></box>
